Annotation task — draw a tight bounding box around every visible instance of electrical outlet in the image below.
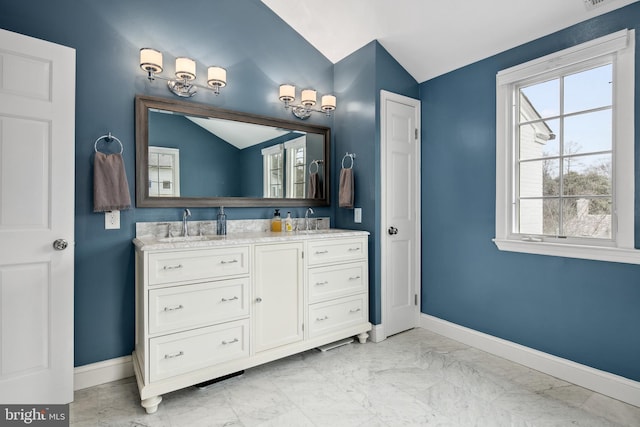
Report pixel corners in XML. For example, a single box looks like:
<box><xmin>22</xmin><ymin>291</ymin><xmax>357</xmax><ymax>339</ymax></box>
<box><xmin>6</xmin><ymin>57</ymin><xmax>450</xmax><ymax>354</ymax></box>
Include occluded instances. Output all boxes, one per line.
<box><xmin>105</xmin><ymin>210</ymin><xmax>120</xmax><ymax>230</ymax></box>
<box><xmin>354</xmin><ymin>207</ymin><xmax>362</xmax><ymax>223</ymax></box>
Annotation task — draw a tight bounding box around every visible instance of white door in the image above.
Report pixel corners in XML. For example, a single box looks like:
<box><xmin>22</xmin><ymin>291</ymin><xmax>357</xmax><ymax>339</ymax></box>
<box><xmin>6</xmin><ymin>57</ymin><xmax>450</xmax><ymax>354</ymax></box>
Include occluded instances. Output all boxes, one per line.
<box><xmin>253</xmin><ymin>243</ymin><xmax>304</xmax><ymax>353</ymax></box>
<box><xmin>381</xmin><ymin>90</ymin><xmax>421</xmax><ymax>338</ymax></box>
<box><xmin>0</xmin><ymin>29</ymin><xmax>75</xmax><ymax>403</ymax></box>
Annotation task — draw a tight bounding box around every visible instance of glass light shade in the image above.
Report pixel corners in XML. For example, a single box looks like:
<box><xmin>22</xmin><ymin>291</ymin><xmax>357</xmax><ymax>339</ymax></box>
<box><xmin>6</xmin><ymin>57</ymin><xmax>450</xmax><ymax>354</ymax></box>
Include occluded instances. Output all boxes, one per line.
<box><xmin>175</xmin><ymin>57</ymin><xmax>196</xmax><ymax>81</ymax></box>
<box><xmin>207</xmin><ymin>66</ymin><xmax>227</xmax><ymax>87</ymax></box>
<box><xmin>301</xmin><ymin>89</ymin><xmax>317</xmax><ymax>106</ymax></box>
<box><xmin>140</xmin><ymin>48</ymin><xmax>163</xmax><ymax>73</ymax></box>
<box><xmin>279</xmin><ymin>84</ymin><xmax>295</xmax><ymax>102</ymax></box>
<box><xmin>321</xmin><ymin>95</ymin><xmax>336</xmax><ymax>111</ymax></box>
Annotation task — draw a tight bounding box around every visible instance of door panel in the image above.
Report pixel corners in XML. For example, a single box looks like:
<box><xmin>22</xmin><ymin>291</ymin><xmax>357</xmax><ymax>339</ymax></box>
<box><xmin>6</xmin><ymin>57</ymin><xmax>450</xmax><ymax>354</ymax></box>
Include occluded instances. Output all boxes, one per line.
<box><xmin>382</xmin><ymin>91</ymin><xmax>420</xmax><ymax>338</ymax></box>
<box><xmin>0</xmin><ymin>28</ymin><xmax>75</xmax><ymax>404</ymax></box>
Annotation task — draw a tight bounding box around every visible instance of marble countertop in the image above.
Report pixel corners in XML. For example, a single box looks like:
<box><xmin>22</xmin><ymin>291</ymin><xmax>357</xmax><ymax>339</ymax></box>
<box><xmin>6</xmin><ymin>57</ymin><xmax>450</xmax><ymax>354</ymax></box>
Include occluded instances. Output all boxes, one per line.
<box><xmin>133</xmin><ymin>228</ymin><xmax>369</xmax><ymax>251</ymax></box>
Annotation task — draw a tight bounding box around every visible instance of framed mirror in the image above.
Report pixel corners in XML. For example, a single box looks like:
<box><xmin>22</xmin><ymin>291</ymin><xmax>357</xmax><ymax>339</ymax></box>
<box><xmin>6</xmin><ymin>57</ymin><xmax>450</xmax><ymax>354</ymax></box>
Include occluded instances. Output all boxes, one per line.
<box><xmin>135</xmin><ymin>95</ymin><xmax>330</xmax><ymax>207</ymax></box>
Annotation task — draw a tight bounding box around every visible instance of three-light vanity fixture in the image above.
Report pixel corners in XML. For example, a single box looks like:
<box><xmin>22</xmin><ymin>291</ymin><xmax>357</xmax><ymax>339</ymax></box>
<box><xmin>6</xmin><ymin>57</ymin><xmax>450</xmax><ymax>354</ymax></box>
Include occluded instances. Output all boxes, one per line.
<box><xmin>140</xmin><ymin>48</ymin><xmax>227</xmax><ymax>98</ymax></box>
<box><xmin>279</xmin><ymin>84</ymin><xmax>336</xmax><ymax>120</ymax></box>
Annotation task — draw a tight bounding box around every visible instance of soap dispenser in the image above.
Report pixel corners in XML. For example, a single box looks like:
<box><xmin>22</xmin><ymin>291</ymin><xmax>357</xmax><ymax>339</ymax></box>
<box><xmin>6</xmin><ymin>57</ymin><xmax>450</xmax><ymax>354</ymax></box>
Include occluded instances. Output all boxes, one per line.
<box><xmin>271</xmin><ymin>209</ymin><xmax>282</xmax><ymax>232</ymax></box>
<box><xmin>217</xmin><ymin>206</ymin><xmax>227</xmax><ymax>235</ymax></box>
<box><xmin>285</xmin><ymin>212</ymin><xmax>293</xmax><ymax>232</ymax></box>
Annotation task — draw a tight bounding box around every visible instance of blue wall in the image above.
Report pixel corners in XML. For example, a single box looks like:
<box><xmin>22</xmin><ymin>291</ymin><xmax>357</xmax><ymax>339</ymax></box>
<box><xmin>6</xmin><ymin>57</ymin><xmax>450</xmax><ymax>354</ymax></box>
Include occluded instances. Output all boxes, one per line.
<box><xmin>420</xmin><ymin>3</ymin><xmax>640</xmax><ymax>381</ymax></box>
<box><xmin>0</xmin><ymin>0</ymin><xmax>334</xmax><ymax>366</ymax></box>
<box><xmin>334</xmin><ymin>41</ymin><xmax>419</xmax><ymax>323</ymax></box>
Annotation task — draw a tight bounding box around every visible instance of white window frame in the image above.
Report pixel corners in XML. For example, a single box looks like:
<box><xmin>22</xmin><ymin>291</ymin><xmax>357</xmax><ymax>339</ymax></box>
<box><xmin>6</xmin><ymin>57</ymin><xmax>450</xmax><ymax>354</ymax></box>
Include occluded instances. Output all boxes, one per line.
<box><xmin>148</xmin><ymin>146</ymin><xmax>180</xmax><ymax>197</ymax></box>
<box><xmin>284</xmin><ymin>136</ymin><xmax>306</xmax><ymax>198</ymax></box>
<box><xmin>262</xmin><ymin>144</ymin><xmax>283</xmax><ymax>198</ymax></box>
<box><xmin>494</xmin><ymin>29</ymin><xmax>640</xmax><ymax>264</ymax></box>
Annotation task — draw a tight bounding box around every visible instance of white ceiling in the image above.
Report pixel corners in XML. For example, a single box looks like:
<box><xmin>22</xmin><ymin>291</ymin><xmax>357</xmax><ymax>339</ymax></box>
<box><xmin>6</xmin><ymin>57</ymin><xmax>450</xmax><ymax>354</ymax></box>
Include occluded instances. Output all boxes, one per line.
<box><xmin>261</xmin><ymin>0</ymin><xmax>638</xmax><ymax>83</ymax></box>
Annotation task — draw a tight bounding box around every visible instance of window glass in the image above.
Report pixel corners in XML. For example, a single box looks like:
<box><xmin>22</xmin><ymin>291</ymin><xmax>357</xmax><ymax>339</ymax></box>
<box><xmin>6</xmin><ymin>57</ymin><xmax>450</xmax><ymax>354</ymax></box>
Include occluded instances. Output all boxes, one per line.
<box><xmin>516</xmin><ymin>64</ymin><xmax>613</xmax><ymax>240</ymax></box>
<box><xmin>564</xmin><ymin>64</ymin><xmax>612</xmax><ymax>114</ymax></box>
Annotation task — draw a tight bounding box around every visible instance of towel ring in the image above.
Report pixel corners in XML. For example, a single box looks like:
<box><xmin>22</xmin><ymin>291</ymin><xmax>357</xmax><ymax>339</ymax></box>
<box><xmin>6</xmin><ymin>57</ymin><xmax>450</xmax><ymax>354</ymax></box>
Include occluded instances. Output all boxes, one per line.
<box><xmin>94</xmin><ymin>133</ymin><xmax>123</xmax><ymax>154</ymax></box>
<box><xmin>309</xmin><ymin>160</ymin><xmax>322</xmax><ymax>174</ymax></box>
<box><xmin>341</xmin><ymin>152</ymin><xmax>355</xmax><ymax>169</ymax></box>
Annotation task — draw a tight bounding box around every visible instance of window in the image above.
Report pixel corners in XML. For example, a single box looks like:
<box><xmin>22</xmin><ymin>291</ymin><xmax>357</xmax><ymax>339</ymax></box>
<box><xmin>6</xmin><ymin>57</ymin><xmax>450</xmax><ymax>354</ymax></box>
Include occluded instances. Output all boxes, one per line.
<box><xmin>495</xmin><ymin>29</ymin><xmax>638</xmax><ymax>264</ymax></box>
<box><xmin>285</xmin><ymin>137</ymin><xmax>306</xmax><ymax>198</ymax></box>
<box><xmin>262</xmin><ymin>144</ymin><xmax>283</xmax><ymax>198</ymax></box>
<box><xmin>148</xmin><ymin>146</ymin><xmax>180</xmax><ymax>197</ymax></box>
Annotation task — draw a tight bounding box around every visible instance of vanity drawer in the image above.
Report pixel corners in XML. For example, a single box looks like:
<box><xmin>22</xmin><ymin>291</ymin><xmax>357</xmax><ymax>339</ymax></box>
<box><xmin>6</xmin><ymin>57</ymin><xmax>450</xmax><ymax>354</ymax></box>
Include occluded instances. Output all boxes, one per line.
<box><xmin>308</xmin><ymin>261</ymin><xmax>367</xmax><ymax>304</ymax></box>
<box><xmin>149</xmin><ymin>319</ymin><xmax>249</xmax><ymax>382</ymax></box>
<box><xmin>307</xmin><ymin>238</ymin><xmax>367</xmax><ymax>266</ymax></box>
<box><xmin>148</xmin><ymin>246</ymin><xmax>249</xmax><ymax>285</ymax></box>
<box><xmin>148</xmin><ymin>278</ymin><xmax>249</xmax><ymax>335</ymax></box>
<box><xmin>307</xmin><ymin>294</ymin><xmax>367</xmax><ymax>338</ymax></box>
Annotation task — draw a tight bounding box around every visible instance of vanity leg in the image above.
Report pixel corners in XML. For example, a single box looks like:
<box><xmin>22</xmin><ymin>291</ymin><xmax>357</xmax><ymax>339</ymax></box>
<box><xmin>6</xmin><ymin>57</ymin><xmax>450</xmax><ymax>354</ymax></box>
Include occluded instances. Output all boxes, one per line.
<box><xmin>141</xmin><ymin>395</ymin><xmax>162</xmax><ymax>414</ymax></box>
<box><xmin>357</xmin><ymin>332</ymin><xmax>369</xmax><ymax>344</ymax></box>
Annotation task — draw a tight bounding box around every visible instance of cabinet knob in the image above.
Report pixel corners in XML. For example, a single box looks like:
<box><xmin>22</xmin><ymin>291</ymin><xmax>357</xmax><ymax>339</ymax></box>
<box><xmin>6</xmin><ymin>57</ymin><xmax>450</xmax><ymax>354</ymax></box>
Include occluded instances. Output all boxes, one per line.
<box><xmin>255</xmin><ymin>297</ymin><xmax>262</xmax><ymax>303</ymax></box>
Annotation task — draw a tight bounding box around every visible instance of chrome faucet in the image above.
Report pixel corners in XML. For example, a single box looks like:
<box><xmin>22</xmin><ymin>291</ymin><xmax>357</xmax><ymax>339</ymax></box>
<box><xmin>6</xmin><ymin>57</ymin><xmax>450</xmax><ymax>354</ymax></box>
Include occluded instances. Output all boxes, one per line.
<box><xmin>305</xmin><ymin>207</ymin><xmax>315</xmax><ymax>231</ymax></box>
<box><xmin>182</xmin><ymin>208</ymin><xmax>191</xmax><ymax>236</ymax></box>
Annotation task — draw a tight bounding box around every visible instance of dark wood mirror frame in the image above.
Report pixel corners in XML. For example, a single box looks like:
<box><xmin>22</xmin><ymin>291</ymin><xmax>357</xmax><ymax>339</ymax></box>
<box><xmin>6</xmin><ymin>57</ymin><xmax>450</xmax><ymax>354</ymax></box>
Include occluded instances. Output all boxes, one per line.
<box><xmin>135</xmin><ymin>94</ymin><xmax>331</xmax><ymax>208</ymax></box>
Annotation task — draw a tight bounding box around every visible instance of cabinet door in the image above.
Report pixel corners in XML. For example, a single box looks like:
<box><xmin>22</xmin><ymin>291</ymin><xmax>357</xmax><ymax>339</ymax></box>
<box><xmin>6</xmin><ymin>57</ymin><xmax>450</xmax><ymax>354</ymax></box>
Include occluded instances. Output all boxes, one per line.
<box><xmin>253</xmin><ymin>242</ymin><xmax>304</xmax><ymax>353</ymax></box>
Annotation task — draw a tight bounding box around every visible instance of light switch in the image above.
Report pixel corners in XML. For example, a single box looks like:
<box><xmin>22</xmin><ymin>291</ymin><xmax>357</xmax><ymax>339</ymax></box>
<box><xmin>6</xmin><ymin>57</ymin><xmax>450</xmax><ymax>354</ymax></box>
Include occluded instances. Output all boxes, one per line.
<box><xmin>105</xmin><ymin>210</ymin><xmax>120</xmax><ymax>230</ymax></box>
<box><xmin>354</xmin><ymin>207</ymin><xmax>362</xmax><ymax>223</ymax></box>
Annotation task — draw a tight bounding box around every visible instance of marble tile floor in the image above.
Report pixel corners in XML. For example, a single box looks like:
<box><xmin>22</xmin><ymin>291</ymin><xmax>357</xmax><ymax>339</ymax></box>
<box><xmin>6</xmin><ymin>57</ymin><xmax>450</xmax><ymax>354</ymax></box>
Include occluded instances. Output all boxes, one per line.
<box><xmin>70</xmin><ymin>328</ymin><xmax>640</xmax><ymax>427</ymax></box>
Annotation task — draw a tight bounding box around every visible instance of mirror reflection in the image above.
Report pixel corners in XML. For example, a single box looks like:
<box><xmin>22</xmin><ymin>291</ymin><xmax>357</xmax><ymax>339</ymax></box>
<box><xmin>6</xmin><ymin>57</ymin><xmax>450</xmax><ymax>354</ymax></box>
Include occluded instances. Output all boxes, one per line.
<box><xmin>135</xmin><ymin>95</ymin><xmax>331</xmax><ymax>208</ymax></box>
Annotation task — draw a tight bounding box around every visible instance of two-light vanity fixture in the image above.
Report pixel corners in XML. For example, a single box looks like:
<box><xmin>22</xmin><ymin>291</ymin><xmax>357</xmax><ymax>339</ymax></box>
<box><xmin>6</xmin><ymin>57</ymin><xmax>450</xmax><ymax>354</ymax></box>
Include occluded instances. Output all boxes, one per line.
<box><xmin>279</xmin><ymin>84</ymin><xmax>336</xmax><ymax>120</ymax></box>
<box><xmin>139</xmin><ymin>48</ymin><xmax>227</xmax><ymax>98</ymax></box>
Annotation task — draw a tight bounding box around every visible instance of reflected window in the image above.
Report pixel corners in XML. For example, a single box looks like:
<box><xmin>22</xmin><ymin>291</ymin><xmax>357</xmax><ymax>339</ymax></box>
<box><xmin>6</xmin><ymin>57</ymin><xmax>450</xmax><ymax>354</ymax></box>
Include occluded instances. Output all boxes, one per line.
<box><xmin>285</xmin><ymin>137</ymin><xmax>306</xmax><ymax>198</ymax></box>
<box><xmin>262</xmin><ymin>144</ymin><xmax>283</xmax><ymax>198</ymax></box>
<box><xmin>148</xmin><ymin>146</ymin><xmax>180</xmax><ymax>197</ymax></box>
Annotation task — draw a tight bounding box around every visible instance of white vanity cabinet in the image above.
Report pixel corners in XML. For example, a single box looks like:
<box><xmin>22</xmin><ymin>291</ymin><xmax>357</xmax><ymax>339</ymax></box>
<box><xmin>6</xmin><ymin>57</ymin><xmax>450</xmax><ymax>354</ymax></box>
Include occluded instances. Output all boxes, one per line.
<box><xmin>253</xmin><ymin>242</ymin><xmax>304</xmax><ymax>353</ymax></box>
<box><xmin>306</xmin><ymin>238</ymin><xmax>368</xmax><ymax>340</ymax></box>
<box><xmin>132</xmin><ymin>231</ymin><xmax>370</xmax><ymax>414</ymax></box>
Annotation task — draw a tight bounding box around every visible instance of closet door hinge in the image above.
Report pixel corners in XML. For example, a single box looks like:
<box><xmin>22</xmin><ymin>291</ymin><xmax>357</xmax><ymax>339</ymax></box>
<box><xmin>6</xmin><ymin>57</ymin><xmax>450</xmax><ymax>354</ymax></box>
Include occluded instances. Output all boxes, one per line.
<box><xmin>415</xmin><ymin>128</ymin><xmax>418</xmax><ymax>140</ymax></box>
<box><xmin>414</xmin><ymin>294</ymin><xmax>418</xmax><ymax>306</ymax></box>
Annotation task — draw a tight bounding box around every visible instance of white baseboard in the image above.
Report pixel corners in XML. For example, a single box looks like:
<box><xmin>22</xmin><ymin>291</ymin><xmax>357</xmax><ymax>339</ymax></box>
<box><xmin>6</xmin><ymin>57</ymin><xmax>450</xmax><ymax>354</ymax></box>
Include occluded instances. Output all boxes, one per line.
<box><xmin>74</xmin><ymin>355</ymin><xmax>134</xmax><ymax>391</ymax></box>
<box><xmin>420</xmin><ymin>314</ymin><xmax>640</xmax><ymax>408</ymax></box>
<box><xmin>369</xmin><ymin>323</ymin><xmax>385</xmax><ymax>343</ymax></box>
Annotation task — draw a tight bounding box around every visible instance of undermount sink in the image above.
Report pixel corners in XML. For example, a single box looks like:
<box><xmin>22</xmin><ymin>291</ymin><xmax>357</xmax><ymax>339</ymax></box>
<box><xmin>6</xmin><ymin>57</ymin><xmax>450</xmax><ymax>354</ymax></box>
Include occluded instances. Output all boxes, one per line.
<box><xmin>158</xmin><ymin>235</ymin><xmax>226</xmax><ymax>243</ymax></box>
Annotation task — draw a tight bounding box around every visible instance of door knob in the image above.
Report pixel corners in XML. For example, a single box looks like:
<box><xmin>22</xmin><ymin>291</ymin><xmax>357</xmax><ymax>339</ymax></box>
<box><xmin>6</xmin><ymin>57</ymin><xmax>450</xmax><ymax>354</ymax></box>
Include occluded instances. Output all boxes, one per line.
<box><xmin>52</xmin><ymin>239</ymin><xmax>68</xmax><ymax>250</ymax></box>
<box><xmin>387</xmin><ymin>226</ymin><xmax>398</xmax><ymax>235</ymax></box>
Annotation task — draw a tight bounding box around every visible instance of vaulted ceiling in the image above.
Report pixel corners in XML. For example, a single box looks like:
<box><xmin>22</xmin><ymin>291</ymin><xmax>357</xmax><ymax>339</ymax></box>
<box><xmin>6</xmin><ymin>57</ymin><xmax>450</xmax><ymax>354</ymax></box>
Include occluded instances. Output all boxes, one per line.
<box><xmin>262</xmin><ymin>0</ymin><xmax>639</xmax><ymax>83</ymax></box>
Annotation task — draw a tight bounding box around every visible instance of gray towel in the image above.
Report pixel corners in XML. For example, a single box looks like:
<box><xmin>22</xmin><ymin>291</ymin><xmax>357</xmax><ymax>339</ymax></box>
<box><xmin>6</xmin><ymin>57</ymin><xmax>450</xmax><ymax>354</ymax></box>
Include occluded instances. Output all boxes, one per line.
<box><xmin>309</xmin><ymin>172</ymin><xmax>321</xmax><ymax>199</ymax></box>
<box><xmin>94</xmin><ymin>152</ymin><xmax>131</xmax><ymax>212</ymax></box>
<box><xmin>339</xmin><ymin>168</ymin><xmax>354</xmax><ymax>208</ymax></box>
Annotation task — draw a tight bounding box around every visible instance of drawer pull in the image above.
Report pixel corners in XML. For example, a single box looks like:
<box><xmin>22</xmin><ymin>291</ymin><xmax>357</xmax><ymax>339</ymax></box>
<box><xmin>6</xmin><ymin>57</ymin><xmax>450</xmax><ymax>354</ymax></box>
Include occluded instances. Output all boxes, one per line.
<box><xmin>220</xmin><ymin>259</ymin><xmax>239</xmax><ymax>264</ymax></box>
<box><xmin>315</xmin><ymin>281</ymin><xmax>329</xmax><ymax>286</ymax></box>
<box><xmin>164</xmin><ymin>351</ymin><xmax>184</xmax><ymax>359</ymax></box>
<box><xmin>163</xmin><ymin>304</ymin><xmax>184</xmax><ymax>312</ymax></box>
<box><xmin>348</xmin><ymin>247</ymin><xmax>361</xmax><ymax>252</ymax></box>
<box><xmin>316</xmin><ymin>315</ymin><xmax>329</xmax><ymax>321</ymax></box>
<box><xmin>349</xmin><ymin>308</ymin><xmax>362</xmax><ymax>313</ymax></box>
<box><xmin>222</xmin><ymin>338</ymin><xmax>239</xmax><ymax>345</ymax></box>
<box><xmin>348</xmin><ymin>276</ymin><xmax>361</xmax><ymax>281</ymax></box>
<box><xmin>315</xmin><ymin>250</ymin><xmax>329</xmax><ymax>255</ymax></box>
<box><xmin>221</xmin><ymin>296</ymin><xmax>239</xmax><ymax>302</ymax></box>
<box><xmin>163</xmin><ymin>264</ymin><xmax>183</xmax><ymax>270</ymax></box>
